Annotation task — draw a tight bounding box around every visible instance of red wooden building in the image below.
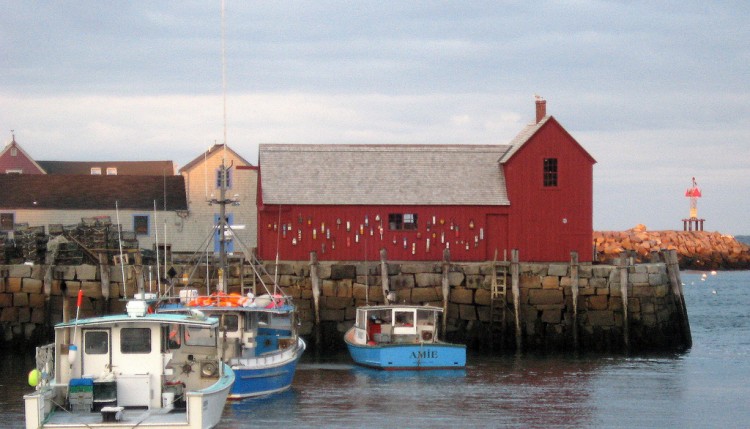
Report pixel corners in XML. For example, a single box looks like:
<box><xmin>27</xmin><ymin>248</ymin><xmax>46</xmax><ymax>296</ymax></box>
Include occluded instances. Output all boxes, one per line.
<box><xmin>0</xmin><ymin>134</ymin><xmax>46</xmax><ymax>174</ymax></box>
<box><xmin>256</xmin><ymin>100</ymin><xmax>596</xmax><ymax>262</ymax></box>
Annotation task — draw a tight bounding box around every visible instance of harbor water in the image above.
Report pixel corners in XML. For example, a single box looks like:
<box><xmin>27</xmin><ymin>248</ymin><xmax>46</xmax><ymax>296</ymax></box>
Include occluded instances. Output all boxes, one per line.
<box><xmin>2</xmin><ymin>270</ymin><xmax>749</xmax><ymax>428</ymax></box>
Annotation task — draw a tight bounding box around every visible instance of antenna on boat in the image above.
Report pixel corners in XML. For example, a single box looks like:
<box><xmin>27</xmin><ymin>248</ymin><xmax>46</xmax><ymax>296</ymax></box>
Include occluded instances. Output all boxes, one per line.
<box><xmin>163</xmin><ymin>169</ymin><xmax>168</xmax><ymax>281</ymax></box>
<box><xmin>221</xmin><ymin>0</ymin><xmax>228</xmax><ymax>151</ymax></box>
<box><xmin>115</xmin><ymin>200</ymin><xmax>127</xmax><ymax>299</ymax></box>
<box><xmin>217</xmin><ymin>0</ymin><xmax>229</xmax><ymax>294</ymax></box>
<box><xmin>154</xmin><ymin>200</ymin><xmax>162</xmax><ymax>293</ymax></box>
<box><xmin>217</xmin><ymin>160</ymin><xmax>230</xmax><ymax>293</ymax></box>
<box><xmin>274</xmin><ymin>205</ymin><xmax>282</xmax><ymax>294</ymax></box>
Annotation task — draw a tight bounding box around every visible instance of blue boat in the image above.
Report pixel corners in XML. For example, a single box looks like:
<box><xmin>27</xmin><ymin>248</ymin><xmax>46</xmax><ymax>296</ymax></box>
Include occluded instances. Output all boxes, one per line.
<box><xmin>344</xmin><ymin>305</ymin><xmax>466</xmax><ymax>370</ymax></box>
<box><xmin>159</xmin><ymin>295</ymin><xmax>305</xmax><ymax>400</ymax></box>
<box><xmin>158</xmin><ymin>160</ymin><xmax>305</xmax><ymax>399</ymax></box>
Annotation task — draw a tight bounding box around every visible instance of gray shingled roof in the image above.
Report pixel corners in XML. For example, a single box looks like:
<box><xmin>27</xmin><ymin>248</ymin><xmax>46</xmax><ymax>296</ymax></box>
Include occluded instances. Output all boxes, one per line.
<box><xmin>0</xmin><ymin>175</ymin><xmax>187</xmax><ymax>210</ymax></box>
<box><xmin>259</xmin><ymin>144</ymin><xmax>512</xmax><ymax>206</ymax></box>
<box><xmin>499</xmin><ymin>116</ymin><xmax>550</xmax><ymax>163</ymax></box>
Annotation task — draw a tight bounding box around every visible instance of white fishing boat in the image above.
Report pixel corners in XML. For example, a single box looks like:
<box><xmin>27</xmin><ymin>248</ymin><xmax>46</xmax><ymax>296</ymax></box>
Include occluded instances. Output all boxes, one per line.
<box><xmin>23</xmin><ymin>296</ymin><xmax>234</xmax><ymax>429</ymax></box>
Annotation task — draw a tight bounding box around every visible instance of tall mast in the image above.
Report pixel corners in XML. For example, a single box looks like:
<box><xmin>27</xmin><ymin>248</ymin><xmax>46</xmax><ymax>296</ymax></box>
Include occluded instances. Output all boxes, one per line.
<box><xmin>217</xmin><ymin>0</ymin><xmax>229</xmax><ymax>293</ymax></box>
<box><xmin>218</xmin><ymin>161</ymin><xmax>228</xmax><ymax>293</ymax></box>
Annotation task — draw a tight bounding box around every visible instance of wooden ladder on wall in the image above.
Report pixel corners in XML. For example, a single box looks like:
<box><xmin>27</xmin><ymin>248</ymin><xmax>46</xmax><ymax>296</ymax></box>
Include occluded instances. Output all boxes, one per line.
<box><xmin>489</xmin><ymin>252</ymin><xmax>509</xmax><ymax>347</ymax></box>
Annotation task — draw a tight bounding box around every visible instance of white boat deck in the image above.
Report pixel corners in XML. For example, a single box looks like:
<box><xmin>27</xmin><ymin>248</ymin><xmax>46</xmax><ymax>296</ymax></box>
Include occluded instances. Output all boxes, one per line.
<box><xmin>41</xmin><ymin>407</ymin><xmax>189</xmax><ymax>427</ymax></box>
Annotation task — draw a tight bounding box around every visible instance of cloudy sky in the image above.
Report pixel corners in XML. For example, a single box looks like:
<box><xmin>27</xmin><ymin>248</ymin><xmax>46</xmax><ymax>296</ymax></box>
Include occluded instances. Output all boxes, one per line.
<box><xmin>1</xmin><ymin>1</ymin><xmax>748</xmax><ymax>234</ymax></box>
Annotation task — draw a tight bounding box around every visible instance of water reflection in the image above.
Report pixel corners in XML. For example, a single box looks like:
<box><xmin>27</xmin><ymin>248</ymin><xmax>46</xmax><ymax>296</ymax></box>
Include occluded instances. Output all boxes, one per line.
<box><xmin>5</xmin><ymin>271</ymin><xmax>750</xmax><ymax>429</ymax></box>
<box><xmin>220</xmin><ymin>353</ymin><xmax>618</xmax><ymax>429</ymax></box>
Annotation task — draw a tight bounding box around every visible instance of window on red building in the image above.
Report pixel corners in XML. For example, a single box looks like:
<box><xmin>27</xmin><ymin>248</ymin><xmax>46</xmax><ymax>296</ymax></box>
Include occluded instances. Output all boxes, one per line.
<box><xmin>543</xmin><ymin>158</ymin><xmax>558</xmax><ymax>187</ymax></box>
<box><xmin>388</xmin><ymin>213</ymin><xmax>418</xmax><ymax>230</ymax></box>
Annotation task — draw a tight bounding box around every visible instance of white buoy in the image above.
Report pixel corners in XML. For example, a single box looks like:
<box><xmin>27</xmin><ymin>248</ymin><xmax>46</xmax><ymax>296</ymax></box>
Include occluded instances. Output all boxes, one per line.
<box><xmin>68</xmin><ymin>344</ymin><xmax>78</xmax><ymax>364</ymax></box>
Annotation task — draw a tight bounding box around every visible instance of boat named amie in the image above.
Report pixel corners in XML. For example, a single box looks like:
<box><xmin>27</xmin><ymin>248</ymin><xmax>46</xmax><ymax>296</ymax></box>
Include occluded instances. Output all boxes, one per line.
<box><xmin>345</xmin><ymin>304</ymin><xmax>466</xmax><ymax>370</ymax></box>
<box><xmin>24</xmin><ymin>298</ymin><xmax>234</xmax><ymax>429</ymax></box>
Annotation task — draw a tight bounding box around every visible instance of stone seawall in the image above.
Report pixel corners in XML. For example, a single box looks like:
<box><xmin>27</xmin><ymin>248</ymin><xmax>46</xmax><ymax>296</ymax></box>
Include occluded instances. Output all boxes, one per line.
<box><xmin>1</xmin><ymin>250</ymin><xmax>691</xmax><ymax>353</ymax></box>
<box><xmin>594</xmin><ymin>225</ymin><xmax>750</xmax><ymax>270</ymax></box>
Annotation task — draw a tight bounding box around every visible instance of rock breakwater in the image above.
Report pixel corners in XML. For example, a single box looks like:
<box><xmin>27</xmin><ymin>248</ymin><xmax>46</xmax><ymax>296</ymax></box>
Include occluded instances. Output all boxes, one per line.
<box><xmin>594</xmin><ymin>225</ymin><xmax>750</xmax><ymax>270</ymax></box>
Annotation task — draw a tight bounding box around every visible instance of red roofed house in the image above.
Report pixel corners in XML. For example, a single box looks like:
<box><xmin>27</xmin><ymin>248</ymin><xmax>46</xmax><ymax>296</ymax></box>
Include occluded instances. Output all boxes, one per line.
<box><xmin>0</xmin><ymin>134</ymin><xmax>188</xmax><ymax>253</ymax></box>
<box><xmin>0</xmin><ymin>134</ymin><xmax>46</xmax><ymax>175</ymax></box>
<box><xmin>0</xmin><ymin>135</ymin><xmax>259</xmax><ymax>255</ymax></box>
<box><xmin>256</xmin><ymin>99</ymin><xmax>596</xmax><ymax>262</ymax></box>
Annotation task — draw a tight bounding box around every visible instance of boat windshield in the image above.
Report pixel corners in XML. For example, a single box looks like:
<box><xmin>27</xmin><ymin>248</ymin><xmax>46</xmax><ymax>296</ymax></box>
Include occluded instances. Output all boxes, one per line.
<box><xmin>393</xmin><ymin>310</ymin><xmax>415</xmax><ymax>327</ymax></box>
<box><xmin>220</xmin><ymin>314</ymin><xmax>239</xmax><ymax>332</ymax></box>
<box><xmin>184</xmin><ymin>325</ymin><xmax>217</xmax><ymax>347</ymax></box>
<box><xmin>416</xmin><ymin>309</ymin><xmax>437</xmax><ymax>326</ymax></box>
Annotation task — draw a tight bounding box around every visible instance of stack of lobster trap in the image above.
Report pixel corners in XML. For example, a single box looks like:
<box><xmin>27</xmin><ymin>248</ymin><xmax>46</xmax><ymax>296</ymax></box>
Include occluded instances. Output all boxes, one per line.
<box><xmin>2</xmin><ymin>216</ymin><xmax>142</xmax><ymax>266</ymax></box>
<box><xmin>0</xmin><ymin>231</ymin><xmax>7</xmax><ymax>264</ymax></box>
<box><xmin>14</xmin><ymin>224</ymin><xmax>47</xmax><ymax>264</ymax></box>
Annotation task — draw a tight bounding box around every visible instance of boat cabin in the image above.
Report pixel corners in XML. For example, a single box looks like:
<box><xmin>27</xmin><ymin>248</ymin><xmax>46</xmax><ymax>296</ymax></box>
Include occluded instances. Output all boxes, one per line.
<box><xmin>353</xmin><ymin>305</ymin><xmax>442</xmax><ymax>345</ymax></box>
<box><xmin>158</xmin><ymin>292</ymin><xmax>299</xmax><ymax>360</ymax></box>
<box><xmin>53</xmin><ymin>309</ymin><xmax>222</xmax><ymax>411</ymax></box>
<box><xmin>194</xmin><ymin>307</ymin><xmax>297</xmax><ymax>360</ymax></box>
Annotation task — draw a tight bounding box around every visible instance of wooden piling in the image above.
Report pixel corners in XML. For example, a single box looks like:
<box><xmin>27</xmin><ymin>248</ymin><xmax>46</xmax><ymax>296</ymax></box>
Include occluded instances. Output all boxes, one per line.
<box><xmin>380</xmin><ymin>249</ymin><xmax>390</xmax><ymax>304</ymax></box>
<box><xmin>664</xmin><ymin>249</ymin><xmax>692</xmax><ymax>348</ymax></box>
<box><xmin>98</xmin><ymin>253</ymin><xmax>111</xmax><ymax>314</ymax></box>
<box><xmin>132</xmin><ymin>254</ymin><xmax>144</xmax><ymax>297</ymax></box>
<box><xmin>570</xmin><ymin>251</ymin><xmax>579</xmax><ymax>350</ymax></box>
<box><xmin>511</xmin><ymin>249</ymin><xmax>521</xmax><ymax>352</ymax></box>
<box><xmin>619</xmin><ymin>254</ymin><xmax>630</xmax><ymax>351</ymax></box>
<box><xmin>310</xmin><ymin>251</ymin><xmax>321</xmax><ymax>349</ymax></box>
<box><xmin>43</xmin><ymin>265</ymin><xmax>53</xmax><ymax>334</ymax></box>
<box><xmin>442</xmin><ymin>249</ymin><xmax>451</xmax><ymax>335</ymax></box>
<box><xmin>61</xmin><ymin>279</ymin><xmax>70</xmax><ymax>345</ymax></box>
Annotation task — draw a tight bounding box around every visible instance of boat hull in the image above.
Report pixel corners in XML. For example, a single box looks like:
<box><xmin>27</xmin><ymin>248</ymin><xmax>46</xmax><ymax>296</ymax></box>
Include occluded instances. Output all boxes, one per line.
<box><xmin>229</xmin><ymin>337</ymin><xmax>306</xmax><ymax>399</ymax></box>
<box><xmin>345</xmin><ymin>330</ymin><xmax>465</xmax><ymax>370</ymax></box>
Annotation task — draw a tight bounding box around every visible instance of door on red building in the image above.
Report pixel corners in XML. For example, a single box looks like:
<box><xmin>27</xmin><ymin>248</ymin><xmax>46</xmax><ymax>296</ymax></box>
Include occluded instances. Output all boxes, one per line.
<box><xmin>485</xmin><ymin>214</ymin><xmax>509</xmax><ymax>261</ymax></box>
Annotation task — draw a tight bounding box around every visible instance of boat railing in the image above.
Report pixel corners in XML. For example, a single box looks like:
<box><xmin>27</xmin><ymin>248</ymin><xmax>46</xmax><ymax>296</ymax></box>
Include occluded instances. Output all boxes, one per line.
<box><xmin>34</xmin><ymin>343</ymin><xmax>55</xmax><ymax>390</ymax></box>
<box><xmin>243</xmin><ymin>250</ymin><xmax>287</xmax><ymax>297</ymax></box>
<box><xmin>220</xmin><ymin>223</ymin><xmax>292</xmax><ymax>303</ymax></box>
<box><xmin>237</xmin><ymin>341</ymin><xmax>299</xmax><ymax>367</ymax></box>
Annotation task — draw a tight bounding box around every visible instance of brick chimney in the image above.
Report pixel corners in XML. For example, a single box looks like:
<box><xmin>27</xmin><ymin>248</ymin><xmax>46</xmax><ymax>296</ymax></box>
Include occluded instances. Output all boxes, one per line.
<box><xmin>535</xmin><ymin>96</ymin><xmax>546</xmax><ymax>123</ymax></box>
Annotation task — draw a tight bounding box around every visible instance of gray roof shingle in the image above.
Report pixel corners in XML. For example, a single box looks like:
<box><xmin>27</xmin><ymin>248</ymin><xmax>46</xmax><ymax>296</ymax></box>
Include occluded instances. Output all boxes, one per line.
<box><xmin>260</xmin><ymin>144</ymin><xmax>511</xmax><ymax>206</ymax></box>
<box><xmin>498</xmin><ymin>116</ymin><xmax>550</xmax><ymax>163</ymax></box>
